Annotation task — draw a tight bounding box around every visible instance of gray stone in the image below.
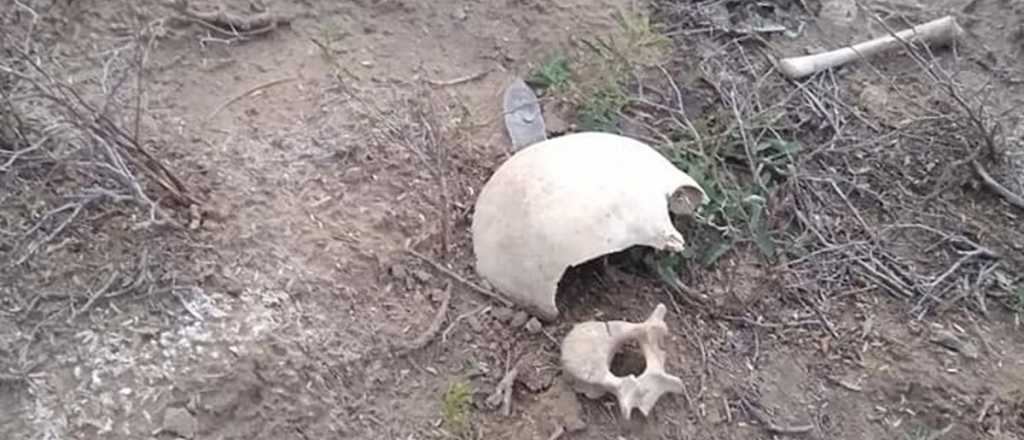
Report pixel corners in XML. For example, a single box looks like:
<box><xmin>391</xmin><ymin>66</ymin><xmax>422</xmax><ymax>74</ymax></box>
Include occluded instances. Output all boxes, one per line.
<box><xmin>162</xmin><ymin>407</ymin><xmax>197</xmax><ymax>439</ymax></box>
<box><xmin>412</xmin><ymin>269</ymin><xmax>433</xmax><ymax>283</ymax></box>
<box><xmin>525</xmin><ymin>317</ymin><xmax>543</xmax><ymax>334</ymax></box>
<box><xmin>466</xmin><ymin>315</ymin><xmax>484</xmax><ymax>333</ymax></box>
<box><xmin>509</xmin><ymin>311</ymin><xmax>529</xmax><ymax>328</ymax></box>
<box><xmin>491</xmin><ymin>306</ymin><xmax>515</xmax><ymax>323</ymax></box>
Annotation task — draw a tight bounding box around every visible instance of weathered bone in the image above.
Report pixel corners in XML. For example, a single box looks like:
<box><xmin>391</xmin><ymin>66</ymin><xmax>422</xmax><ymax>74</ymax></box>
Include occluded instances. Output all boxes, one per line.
<box><xmin>560</xmin><ymin>303</ymin><xmax>684</xmax><ymax>419</ymax></box>
<box><xmin>471</xmin><ymin>132</ymin><xmax>707</xmax><ymax>321</ymax></box>
<box><xmin>777</xmin><ymin>15</ymin><xmax>964</xmax><ymax>80</ymax></box>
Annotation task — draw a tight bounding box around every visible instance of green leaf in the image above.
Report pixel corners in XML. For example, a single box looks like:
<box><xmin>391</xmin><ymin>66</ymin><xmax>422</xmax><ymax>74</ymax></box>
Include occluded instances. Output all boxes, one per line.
<box><xmin>753</xmin><ymin>224</ymin><xmax>775</xmax><ymax>259</ymax></box>
<box><xmin>745</xmin><ymin>196</ymin><xmax>775</xmax><ymax>259</ymax></box>
<box><xmin>679</xmin><ymin>245</ymin><xmax>699</xmax><ymax>259</ymax></box>
<box><xmin>701</xmin><ymin>238</ymin><xmax>734</xmax><ymax>267</ymax></box>
<box><xmin>769</xmin><ymin>138</ymin><xmax>802</xmax><ymax>154</ymax></box>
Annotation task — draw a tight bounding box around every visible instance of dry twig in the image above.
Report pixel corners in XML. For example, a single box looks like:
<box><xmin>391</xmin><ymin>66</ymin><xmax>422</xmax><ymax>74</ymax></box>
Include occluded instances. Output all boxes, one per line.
<box><xmin>405</xmin><ymin>248</ymin><xmax>514</xmax><ymax>307</ymax></box>
<box><xmin>546</xmin><ymin>426</ymin><xmax>565</xmax><ymax>440</ymax></box>
<box><xmin>203</xmin><ymin>77</ymin><xmax>300</xmax><ymax>124</ymax></box>
<box><xmin>740</xmin><ymin>396</ymin><xmax>814</xmax><ymax>435</ymax></box>
<box><xmin>426</xmin><ymin>70</ymin><xmax>491</xmax><ymax>87</ymax></box>
<box><xmin>393</xmin><ymin>283</ymin><xmax>452</xmax><ymax>357</ymax></box>
<box><xmin>485</xmin><ymin>361</ymin><xmax>520</xmax><ymax>416</ymax></box>
<box><xmin>858</xmin><ymin>5</ymin><xmax>1024</xmax><ymax>211</ymax></box>
<box><xmin>972</xmin><ymin>160</ymin><xmax>1024</xmax><ymax>209</ymax></box>
<box><xmin>1</xmin><ymin>49</ymin><xmax>197</xmax><ymax>210</ymax></box>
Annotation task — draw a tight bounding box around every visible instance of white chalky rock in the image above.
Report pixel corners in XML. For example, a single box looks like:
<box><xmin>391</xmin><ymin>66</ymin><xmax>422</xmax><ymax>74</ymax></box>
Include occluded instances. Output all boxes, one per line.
<box><xmin>471</xmin><ymin>131</ymin><xmax>708</xmax><ymax>321</ymax></box>
<box><xmin>560</xmin><ymin>303</ymin><xmax>683</xmax><ymax>419</ymax></box>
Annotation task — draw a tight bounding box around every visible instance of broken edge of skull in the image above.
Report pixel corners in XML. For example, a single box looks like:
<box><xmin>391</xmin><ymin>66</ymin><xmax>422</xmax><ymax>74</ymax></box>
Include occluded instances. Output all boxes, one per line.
<box><xmin>560</xmin><ymin>303</ymin><xmax>684</xmax><ymax>420</ymax></box>
<box><xmin>470</xmin><ymin>132</ymin><xmax>708</xmax><ymax>321</ymax></box>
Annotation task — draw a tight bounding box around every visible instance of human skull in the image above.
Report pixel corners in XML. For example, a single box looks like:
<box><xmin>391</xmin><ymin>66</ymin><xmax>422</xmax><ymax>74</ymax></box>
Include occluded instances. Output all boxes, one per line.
<box><xmin>471</xmin><ymin>132</ymin><xmax>707</xmax><ymax>321</ymax></box>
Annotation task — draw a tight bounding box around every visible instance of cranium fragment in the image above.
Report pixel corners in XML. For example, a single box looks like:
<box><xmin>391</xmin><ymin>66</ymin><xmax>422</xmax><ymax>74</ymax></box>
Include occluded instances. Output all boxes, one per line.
<box><xmin>471</xmin><ymin>132</ymin><xmax>708</xmax><ymax>321</ymax></box>
<box><xmin>560</xmin><ymin>303</ymin><xmax>683</xmax><ymax>419</ymax></box>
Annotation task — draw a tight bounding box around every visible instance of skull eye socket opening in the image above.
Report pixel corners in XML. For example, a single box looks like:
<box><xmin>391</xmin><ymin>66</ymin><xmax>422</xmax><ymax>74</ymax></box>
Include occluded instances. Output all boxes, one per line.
<box><xmin>609</xmin><ymin>341</ymin><xmax>647</xmax><ymax>378</ymax></box>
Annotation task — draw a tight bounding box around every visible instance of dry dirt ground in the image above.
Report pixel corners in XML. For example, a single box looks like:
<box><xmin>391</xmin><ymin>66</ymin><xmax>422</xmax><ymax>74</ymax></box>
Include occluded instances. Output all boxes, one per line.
<box><xmin>3</xmin><ymin>0</ymin><xmax>1024</xmax><ymax>439</ymax></box>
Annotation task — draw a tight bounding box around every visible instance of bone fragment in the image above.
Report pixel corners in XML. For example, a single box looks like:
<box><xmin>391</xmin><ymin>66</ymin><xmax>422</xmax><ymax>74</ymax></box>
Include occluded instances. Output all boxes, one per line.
<box><xmin>560</xmin><ymin>303</ymin><xmax>684</xmax><ymax>419</ymax></box>
<box><xmin>777</xmin><ymin>15</ymin><xmax>964</xmax><ymax>79</ymax></box>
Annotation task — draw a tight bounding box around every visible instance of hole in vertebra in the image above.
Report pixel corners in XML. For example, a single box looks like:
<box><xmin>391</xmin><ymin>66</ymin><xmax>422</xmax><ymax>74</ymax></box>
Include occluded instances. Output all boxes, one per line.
<box><xmin>609</xmin><ymin>341</ymin><xmax>647</xmax><ymax>377</ymax></box>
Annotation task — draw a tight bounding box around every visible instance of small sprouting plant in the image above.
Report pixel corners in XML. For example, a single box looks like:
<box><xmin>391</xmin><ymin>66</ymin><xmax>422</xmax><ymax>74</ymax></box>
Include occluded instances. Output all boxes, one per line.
<box><xmin>527</xmin><ymin>55</ymin><xmax>572</xmax><ymax>92</ymax></box>
<box><xmin>440</xmin><ymin>379</ymin><xmax>473</xmax><ymax>437</ymax></box>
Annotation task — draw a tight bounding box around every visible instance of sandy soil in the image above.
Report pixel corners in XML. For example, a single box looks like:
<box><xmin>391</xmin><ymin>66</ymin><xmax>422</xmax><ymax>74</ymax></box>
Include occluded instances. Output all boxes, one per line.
<box><xmin>2</xmin><ymin>0</ymin><xmax>1024</xmax><ymax>439</ymax></box>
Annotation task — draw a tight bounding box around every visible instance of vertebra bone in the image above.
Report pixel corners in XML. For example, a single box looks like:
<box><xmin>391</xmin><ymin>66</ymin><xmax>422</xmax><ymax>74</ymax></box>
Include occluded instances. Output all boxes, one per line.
<box><xmin>471</xmin><ymin>132</ymin><xmax>707</xmax><ymax>321</ymax></box>
<box><xmin>560</xmin><ymin>303</ymin><xmax>684</xmax><ymax>420</ymax></box>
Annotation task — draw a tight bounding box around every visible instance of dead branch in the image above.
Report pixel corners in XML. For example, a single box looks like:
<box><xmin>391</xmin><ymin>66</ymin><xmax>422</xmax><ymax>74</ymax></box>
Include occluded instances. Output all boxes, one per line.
<box><xmin>486</xmin><ymin>362</ymin><xmax>520</xmax><ymax>416</ymax></box>
<box><xmin>927</xmin><ymin>247</ymin><xmax>998</xmax><ymax>293</ymax></box>
<box><xmin>0</xmin><ymin>123</ymin><xmax>66</xmax><ymax>171</ymax></box>
<box><xmin>0</xmin><ymin>17</ymin><xmax>206</xmax><ymax>268</ymax></box>
<box><xmin>10</xmin><ymin>196</ymin><xmax>96</xmax><ymax>268</ymax></box>
<box><xmin>858</xmin><ymin>5</ymin><xmax>1024</xmax><ymax>211</ymax></box>
<box><xmin>972</xmin><ymin>160</ymin><xmax>1024</xmax><ymax>209</ymax></box>
<box><xmin>161</xmin><ymin>0</ymin><xmax>290</xmax><ymax>38</ymax></box>
<box><xmin>8</xmin><ymin>247</ymin><xmax>153</xmax><ymax>320</ymax></box>
<box><xmin>3</xmin><ymin>49</ymin><xmax>198</xmax><ymax>209</ymax></box>
<box><xmin>66</xmin><ymin>248</ymin><xmax>152</xmax><ymax>321</ymax></box>
<box><xmin>69</xmin><ymin>269</ymin><xmax>120</xmax><ymax>321</ymax></box>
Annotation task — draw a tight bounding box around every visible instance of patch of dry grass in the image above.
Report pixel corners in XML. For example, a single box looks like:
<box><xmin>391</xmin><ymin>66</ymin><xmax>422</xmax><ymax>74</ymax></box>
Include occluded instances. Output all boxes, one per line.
<box><xmin>0</xmin><ymin>0</ymin><xmax>198</xmax><ymax>390</ymax></box>
<box><xmin>625</xmin><ymin>0</ymin><xmax>1024</xmax><ymax>321</ymax></box>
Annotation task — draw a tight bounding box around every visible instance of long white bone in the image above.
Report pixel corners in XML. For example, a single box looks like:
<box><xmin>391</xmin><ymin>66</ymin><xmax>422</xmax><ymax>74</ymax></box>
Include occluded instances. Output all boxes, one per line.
<box><xmin>777</xmin><ymin>15</ymin><xmax>964</xmax><ymax>80</ymax></box>
<box><xmin>560</xmin><ymin>303</ymin><xmax>684</xmax><ymax>420</ymax></box>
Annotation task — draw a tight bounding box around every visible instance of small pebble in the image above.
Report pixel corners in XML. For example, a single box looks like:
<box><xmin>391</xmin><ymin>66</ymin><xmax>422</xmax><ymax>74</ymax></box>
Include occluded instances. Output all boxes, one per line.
<box><xmin>428</xmin><ymin>288</ymin><xmax>446</xmax><ymax>302</ymax></box>
<box><xmin>452</xmin><ymin>6</ymin><xmax>468</xmax><ymax>21</ymax></box>
<box><xmin>388</xmin><ymin>264</ymin><xmax>407</xmax><ymax>279</ymax></box>
<box><xmin>509</xmin><ymin>311</ymin><xmax>529</xmax><ymax>328</ymax></box>
<box><xmin>466</xmin><ymin>315</ymin><xmax>484</xmax><ymax>333</ymax></box>
<box><xmin>412</xmin><ymin>269</ymin><xmax>432</xmax><ymax>283</ymax></box>
<box><xmin>491</xmin><ymin>307</ymin><xmax>514</xmax><ymax>323</ymax></box>
<box><xmin>525</xmin><ymin>317</ymin><xmax>543</xmax><ymax>334</ymax></box>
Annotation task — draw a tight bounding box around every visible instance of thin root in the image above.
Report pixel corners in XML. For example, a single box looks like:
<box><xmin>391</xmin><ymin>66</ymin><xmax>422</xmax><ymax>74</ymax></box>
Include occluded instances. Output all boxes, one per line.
<box><xmin>973</xmin><ymin>160</ymin><xmax>1024</xmax><ymax>210</ymax></box>
<box><xmin>204</xmin><ymin>77</ymin><xmax>300</xmax><ymax>124</ymax></box>
<box><xmin>393</xmin><ymin>283</ymin><xmax>451</xmax><ymax>357</ymax></box>
<box><xmin>426</xmin><ymin>70</ymin><xmax>491</xmax><ymax>87</ymax></box>
<box><xmin>741</xmin><ymin>397</ymin><xmax>814</xmax><ymax>435</ymax></box>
